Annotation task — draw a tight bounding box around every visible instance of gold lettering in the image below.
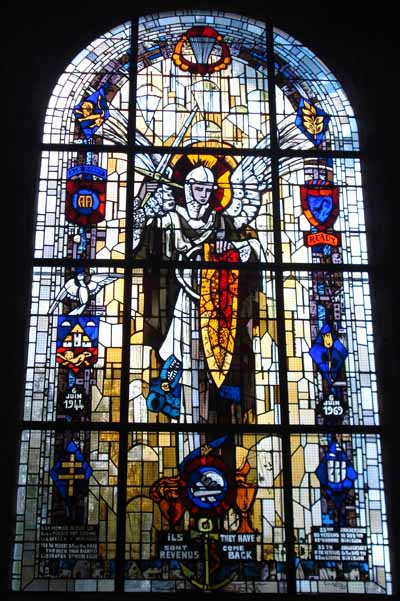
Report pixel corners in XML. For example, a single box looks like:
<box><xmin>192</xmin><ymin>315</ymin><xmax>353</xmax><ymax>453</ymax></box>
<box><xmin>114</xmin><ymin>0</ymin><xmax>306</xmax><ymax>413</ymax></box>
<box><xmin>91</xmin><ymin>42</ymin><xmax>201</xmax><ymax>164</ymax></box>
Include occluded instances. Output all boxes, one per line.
<box><xmin>77</xmin><ymin>194</ymin><xmax>93</xmax><ymax>208</ymax></box>
<box><xmin>306</xmin><ymin>232</ymin><xmax>340</xmax><ymax>247</ymax></box>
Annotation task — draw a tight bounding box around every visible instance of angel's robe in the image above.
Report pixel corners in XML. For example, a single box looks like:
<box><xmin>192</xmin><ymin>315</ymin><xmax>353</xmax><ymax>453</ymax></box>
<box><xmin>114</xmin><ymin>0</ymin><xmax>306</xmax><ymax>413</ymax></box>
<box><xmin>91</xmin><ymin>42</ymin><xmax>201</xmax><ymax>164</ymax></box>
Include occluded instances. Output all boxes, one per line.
<box><xmin>142</xmin><ymin>204</ymin><xmax>262</xmax><ymax>444</ymax></box>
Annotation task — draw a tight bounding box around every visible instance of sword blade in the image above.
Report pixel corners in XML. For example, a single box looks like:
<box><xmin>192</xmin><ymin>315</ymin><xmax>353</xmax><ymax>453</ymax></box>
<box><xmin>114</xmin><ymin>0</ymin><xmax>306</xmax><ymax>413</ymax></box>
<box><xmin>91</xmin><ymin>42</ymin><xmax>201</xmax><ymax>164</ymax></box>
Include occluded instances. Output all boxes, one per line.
<box><xmin>155</xmin><ymin>107</ymin><xmax>198</xmax><ymax>175</ymax></box>
<box><xmin>134</xmin><ymin>166</ymin><xmax>183</xmax><ymax>188</ymax></box>
<box><xmin>138</xmin><ymin>107</ymin><xmax>198</xmax><ymax>207</ymax></box>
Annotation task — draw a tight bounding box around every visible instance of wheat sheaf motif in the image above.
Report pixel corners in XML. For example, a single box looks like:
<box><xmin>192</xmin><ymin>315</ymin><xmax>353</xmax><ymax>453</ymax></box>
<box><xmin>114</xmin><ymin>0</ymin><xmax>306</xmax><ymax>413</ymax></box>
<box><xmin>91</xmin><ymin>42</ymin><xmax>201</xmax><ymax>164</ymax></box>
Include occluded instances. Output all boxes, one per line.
<box><xmin>302</xmin><ymin>100</ymin><xmax>325</xmax><ymax>138</ymax></box>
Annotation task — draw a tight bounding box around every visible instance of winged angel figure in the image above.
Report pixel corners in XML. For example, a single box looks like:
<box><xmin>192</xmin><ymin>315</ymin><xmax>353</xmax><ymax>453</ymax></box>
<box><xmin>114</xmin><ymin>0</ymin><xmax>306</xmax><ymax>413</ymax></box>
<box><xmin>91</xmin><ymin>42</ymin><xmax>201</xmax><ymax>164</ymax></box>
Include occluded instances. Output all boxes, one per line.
<box><xmin>132</xmin><ymin>120</ymin><xmax>311</xmax><ymax>423</ymax></box>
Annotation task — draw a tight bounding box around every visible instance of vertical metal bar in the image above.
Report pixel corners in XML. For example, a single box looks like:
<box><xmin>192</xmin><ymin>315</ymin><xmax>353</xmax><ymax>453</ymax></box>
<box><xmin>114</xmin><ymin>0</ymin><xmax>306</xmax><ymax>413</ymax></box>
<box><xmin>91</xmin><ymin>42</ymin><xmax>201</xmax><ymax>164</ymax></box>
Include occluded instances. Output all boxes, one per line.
<box><xmin>266</xmin><ymin>20</ymin><xmax>297</xmax><ymax>595</ymax></box>
<box><xmin>115</xmin><ymin>16</ymin><xmax>138</xmax><ymax>593</ymax></box>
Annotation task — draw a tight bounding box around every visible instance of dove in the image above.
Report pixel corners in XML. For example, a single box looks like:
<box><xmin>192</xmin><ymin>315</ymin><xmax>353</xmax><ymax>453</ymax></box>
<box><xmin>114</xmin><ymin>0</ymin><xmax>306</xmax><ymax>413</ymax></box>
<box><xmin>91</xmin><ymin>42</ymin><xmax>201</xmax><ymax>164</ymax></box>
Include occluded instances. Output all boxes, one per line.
<box><xmin>48</xmin><ymin>271</ymin><xmax>123</xmax><ymax>315</ymax></box>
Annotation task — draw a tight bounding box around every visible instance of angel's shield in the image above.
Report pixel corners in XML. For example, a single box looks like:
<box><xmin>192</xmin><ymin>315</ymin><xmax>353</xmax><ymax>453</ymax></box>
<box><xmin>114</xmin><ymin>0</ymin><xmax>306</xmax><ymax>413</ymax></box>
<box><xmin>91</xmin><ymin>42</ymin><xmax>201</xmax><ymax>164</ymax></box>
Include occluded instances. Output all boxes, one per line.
<box><xmin>200</xmin><ymin>243</ymin><xmax>239</xmax><ymax>388</ymax></box>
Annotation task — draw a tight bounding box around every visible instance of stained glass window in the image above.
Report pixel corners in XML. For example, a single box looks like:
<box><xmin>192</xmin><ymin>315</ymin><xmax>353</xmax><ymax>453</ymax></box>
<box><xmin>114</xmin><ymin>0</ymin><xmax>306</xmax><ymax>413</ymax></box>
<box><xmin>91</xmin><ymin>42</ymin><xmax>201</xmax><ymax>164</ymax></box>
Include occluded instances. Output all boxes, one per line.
<box><xmin>10</xmin><ymin>11</ymin><xmax>394</xmax><ymax>596</ymax></box>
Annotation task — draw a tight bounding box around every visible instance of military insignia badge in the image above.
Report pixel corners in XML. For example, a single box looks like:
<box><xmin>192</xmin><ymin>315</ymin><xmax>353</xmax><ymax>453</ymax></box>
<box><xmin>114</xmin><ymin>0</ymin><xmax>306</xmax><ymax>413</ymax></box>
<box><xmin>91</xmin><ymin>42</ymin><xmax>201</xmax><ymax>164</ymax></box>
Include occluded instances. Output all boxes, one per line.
<box><xmin>301</xmin><ymin>179</ymin><xmax>342</xmax><ymax>247</ymax></box>
<box><xmin>50</xmin><ymin>440</ymin><xmax>93</xmax><ymax>503</ymax></box>
<box><xmin>173</xmin><ymin>26</ymin><xmax>231</xmax><ymax>74</ymax></box>
<box><xmin>146</xmin><ymin>354</ymin><xmax>182</xmax><ymax>418</ymax></box>
<box><xmin>74</xmin><ymin>86</ymin><xmax>109</xmax><ymax>139</ymax></box>
<box><xmin>179</xmin><ymin>453</ymin><xmax>235</xmax><ymax>517</ymax></box>
<box><xmin>295</xmin><ymin>97</ymin><xmax>330</xmax><ymax>146</ymax></box>
<box><xmin>309</xmin><ymin>323</ymin><xmax>348</xmax><ymax>386</ymax></box>
<box><xmin>65</xmin><ymin>165</ymin><xmax>107</xmax><ymax>226</ymax></box>
<box><xmin>315</xmin><ymin>440</ymin><xmax>357</xmax><ymax>507</ymax></box>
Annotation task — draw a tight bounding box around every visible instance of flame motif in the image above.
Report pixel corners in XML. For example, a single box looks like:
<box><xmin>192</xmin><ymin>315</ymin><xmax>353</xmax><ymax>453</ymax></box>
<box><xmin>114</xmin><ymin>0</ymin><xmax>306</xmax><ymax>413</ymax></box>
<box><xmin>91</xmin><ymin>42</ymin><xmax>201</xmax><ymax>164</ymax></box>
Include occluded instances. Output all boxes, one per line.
<box><xmin>302</xmin><ymin>100</ymin><xmax>325</xmax><ymax>138</ymax></box>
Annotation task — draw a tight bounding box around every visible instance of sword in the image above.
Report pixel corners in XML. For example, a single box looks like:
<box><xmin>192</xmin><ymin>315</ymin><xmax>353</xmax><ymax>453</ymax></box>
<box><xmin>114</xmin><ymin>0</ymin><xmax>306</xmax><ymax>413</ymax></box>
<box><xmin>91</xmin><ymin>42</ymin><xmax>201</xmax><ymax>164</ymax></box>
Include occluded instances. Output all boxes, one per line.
<box><xmin>134</xmin><ymin>166</ymin><xmax>184</xmax><ymax>188</ymax></box>
<box><xmin>138</xmin><ymin>106</ymin><xmax>198</xmax><ymax>207</ymax></box>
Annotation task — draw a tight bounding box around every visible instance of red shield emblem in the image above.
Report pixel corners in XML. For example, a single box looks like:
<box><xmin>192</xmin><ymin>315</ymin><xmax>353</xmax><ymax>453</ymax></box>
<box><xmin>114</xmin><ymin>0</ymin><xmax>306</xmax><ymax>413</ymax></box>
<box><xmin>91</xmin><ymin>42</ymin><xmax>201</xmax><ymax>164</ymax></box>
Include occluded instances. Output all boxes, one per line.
<box><xmin>300</xmin><ymin>179</ymin><xmax>339</xmax><ymax>230</ymax></box>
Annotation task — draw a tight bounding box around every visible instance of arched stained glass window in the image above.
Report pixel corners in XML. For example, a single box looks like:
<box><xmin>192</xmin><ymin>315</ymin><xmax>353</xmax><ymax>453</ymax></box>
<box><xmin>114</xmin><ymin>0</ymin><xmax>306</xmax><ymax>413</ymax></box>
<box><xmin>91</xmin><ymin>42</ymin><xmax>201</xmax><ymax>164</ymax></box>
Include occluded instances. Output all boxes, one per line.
<box><xmin>9</xmin><ymin>11</ymin><xmax>395</xmax><ymax>596</ymax></box>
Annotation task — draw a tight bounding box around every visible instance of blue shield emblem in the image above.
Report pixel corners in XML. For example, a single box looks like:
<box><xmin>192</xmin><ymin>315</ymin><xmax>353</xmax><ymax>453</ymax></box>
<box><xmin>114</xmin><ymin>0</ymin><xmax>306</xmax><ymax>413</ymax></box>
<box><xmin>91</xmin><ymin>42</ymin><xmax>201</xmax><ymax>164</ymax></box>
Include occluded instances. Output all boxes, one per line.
<box><xmin>74</xmin><ymin>86</ymin><xmax>110</xmax><ymax>140</ymax></box>
<box><xmin>309</xmin><ymin>324</ymin><xmax>348</xmax><ymax>385</ymax></box>
<box><xmin>50</xmin><ymin>440</ymin><xmax>93</xmax><ymax>504</ymax></box>
<box><xmin>308</xmin><ymin>192</ymin><xmax>333</xmax><ymax>225</ymax></box>
<box><xmin>315</xmin><ymin>441</ymin><xmax>357</xmax><ymax>507</ymax></box>
<box><xmin>295</xmin><ymin>97</ymin><xmax>330</xmax><ymax>146</ymax></box>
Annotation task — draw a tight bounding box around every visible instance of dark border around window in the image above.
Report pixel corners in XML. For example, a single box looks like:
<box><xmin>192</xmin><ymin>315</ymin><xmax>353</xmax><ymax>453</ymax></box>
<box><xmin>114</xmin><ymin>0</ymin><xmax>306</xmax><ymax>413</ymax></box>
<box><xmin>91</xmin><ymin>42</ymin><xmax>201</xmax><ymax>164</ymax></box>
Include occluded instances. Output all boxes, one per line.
<box><xmin>4</xmin><ymin>6</ymin><xmax>400</xmax><ymax>599</ymax></box>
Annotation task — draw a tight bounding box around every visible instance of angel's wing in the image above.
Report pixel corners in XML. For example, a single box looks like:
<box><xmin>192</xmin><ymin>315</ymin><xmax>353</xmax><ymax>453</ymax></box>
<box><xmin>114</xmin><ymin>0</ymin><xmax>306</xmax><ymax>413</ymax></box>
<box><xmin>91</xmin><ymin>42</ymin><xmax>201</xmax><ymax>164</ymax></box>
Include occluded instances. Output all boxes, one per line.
<box><xmin>101</xmin><ymin>111</ymin><xmax>129</xmax><ymax>145</ymax></box>
<box><xmin>88</xmin><ymin>273</ymin><xmax>123</xmax><ymax>295</ymax></box>
<box><xmin>278</xmin><ymin>115</ymin><xmax>314</xmax><ymax>180</ymax></box>
<box><xmin>223</xmin><ymin>137</ymin><xmax>270</xmax><ymax>229</ymax></box>
<box><xmin>134</xmin><ymin>132</ymin><xmax>163</xmax><ymax>175</ymax></box>
<box><xmin>47</xmin><ymin>278</ymin><xmax>79</xmax><ymax>314</ymax></box>
<box><xmin>223</xmin><ymin>115</ymin><xmax>314</xmax><ymax>228</ymax></box>
<box><xmin>278</xmin><ymin>114</ymin><xmax>315</xmax><ymax>151</ymax></box>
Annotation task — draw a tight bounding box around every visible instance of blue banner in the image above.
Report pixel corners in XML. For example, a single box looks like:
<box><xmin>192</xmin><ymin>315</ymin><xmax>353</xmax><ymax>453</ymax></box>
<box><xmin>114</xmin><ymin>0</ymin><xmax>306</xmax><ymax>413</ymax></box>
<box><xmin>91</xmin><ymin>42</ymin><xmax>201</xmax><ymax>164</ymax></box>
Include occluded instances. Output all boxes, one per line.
<box><xmin>67</xmin><ymin>165</ymin><xmax>107</xmax><ymax>179</ymax></box>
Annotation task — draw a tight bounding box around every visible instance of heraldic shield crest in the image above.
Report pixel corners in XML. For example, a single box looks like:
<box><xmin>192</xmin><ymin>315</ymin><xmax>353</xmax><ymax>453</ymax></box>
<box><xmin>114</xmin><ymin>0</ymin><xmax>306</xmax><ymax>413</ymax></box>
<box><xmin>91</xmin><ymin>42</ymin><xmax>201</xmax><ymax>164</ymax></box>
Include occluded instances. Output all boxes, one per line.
<box><xmin>300</xmin><ymin>179</ymin><xmax>339</xmax><ymax>231</ymax></box>
<box><xmin>56</xmin><ymin>316</ymin><xmax>99</xmax><ymax>374</ymax></box>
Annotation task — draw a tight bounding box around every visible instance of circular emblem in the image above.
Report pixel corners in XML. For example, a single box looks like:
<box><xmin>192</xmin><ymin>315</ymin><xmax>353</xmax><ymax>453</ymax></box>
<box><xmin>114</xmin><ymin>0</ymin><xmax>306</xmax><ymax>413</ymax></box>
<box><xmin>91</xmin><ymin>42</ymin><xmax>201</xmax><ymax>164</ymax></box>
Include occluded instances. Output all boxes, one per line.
<box><xmin>72</xmin><ymin>188</ymin><xmax>100</xmax><ymax>215</ymax></box>
<box><xmin>180</xmin><ymin>455</ymin><xmax>235</xmax><ymax>517</ymax></box>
